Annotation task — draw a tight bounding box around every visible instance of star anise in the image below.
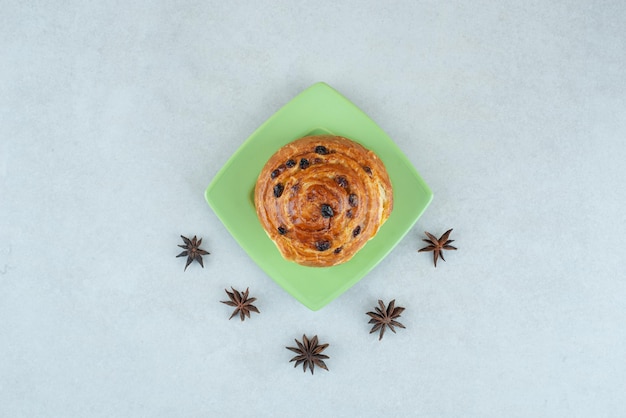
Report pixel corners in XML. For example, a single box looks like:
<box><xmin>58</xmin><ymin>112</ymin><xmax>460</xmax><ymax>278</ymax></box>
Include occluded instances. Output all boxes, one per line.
<box><xmin>286</xmin><ymin>334</ymin><xmax>330</xmax><ymax>374</ymax></box>
<box><xmin>220</xmin><ymin>287</ymin><xmax>260</xmax><ymax>321</ymax></box>
<box><xmin>418</xmin><ymin>228</ymin><xmax>457</xmax><ymax>267</ymax></box>
<box><xmin>366</xmin><ymin>299</ymin><xmax>406</xmax><ymax>340</ymax></box>
<box><xmin>176</xmin><ymin>235</ymin><xmax>210</xmax><ymax>271</ymax></box>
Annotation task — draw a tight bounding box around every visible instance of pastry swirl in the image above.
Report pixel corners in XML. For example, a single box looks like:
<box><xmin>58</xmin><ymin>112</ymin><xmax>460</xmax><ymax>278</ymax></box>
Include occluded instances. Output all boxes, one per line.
<box><xmin>254</xmin><ymin>135</ymin><xmax>393</xmax><ymax>267</ymax></box>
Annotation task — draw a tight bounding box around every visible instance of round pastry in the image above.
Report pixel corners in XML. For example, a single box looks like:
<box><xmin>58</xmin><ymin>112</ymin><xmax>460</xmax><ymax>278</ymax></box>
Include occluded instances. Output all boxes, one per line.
<box><xmin>254</xmin><ymin>135</ymin><xmax>393</xmax><ymax>267</ymax></box>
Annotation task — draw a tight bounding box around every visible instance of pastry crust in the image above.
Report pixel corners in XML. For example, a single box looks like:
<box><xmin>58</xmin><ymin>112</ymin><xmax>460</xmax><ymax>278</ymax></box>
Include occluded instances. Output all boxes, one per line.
<box><xmin>254</xmin><ymin>135</ymin><xmax>393</xmax><ymax>267</ymax></box>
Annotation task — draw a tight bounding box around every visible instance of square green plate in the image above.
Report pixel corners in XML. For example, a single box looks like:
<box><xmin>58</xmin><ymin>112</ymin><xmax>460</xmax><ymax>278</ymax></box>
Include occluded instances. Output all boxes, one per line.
<box><xmin>205</xmin><ymin>82</ymin><xmax>432</xmax><ymax>310</ymax></box>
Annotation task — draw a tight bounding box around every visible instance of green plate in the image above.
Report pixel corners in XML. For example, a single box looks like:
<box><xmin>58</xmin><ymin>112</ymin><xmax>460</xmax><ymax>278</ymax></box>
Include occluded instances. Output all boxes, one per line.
<box><xmin>205</xmin><ymin>82</ymin><xmax>432</xmax><ymax>310</ymax></box>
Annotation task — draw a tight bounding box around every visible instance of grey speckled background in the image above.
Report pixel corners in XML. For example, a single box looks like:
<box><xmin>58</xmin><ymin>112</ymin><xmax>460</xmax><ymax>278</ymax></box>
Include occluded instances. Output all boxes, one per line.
<box><xmin>1</xmin><ymin>1</ymin><xmax>625</xmax><ymax>417</ymax></box>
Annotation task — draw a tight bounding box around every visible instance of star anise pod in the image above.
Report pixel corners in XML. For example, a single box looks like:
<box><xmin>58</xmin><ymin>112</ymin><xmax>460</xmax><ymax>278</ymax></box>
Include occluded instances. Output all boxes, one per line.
<box><xmin>286</xmin><ymin>334</ymin><xmax>330</xmax><ymax>375</ymax></box>
<box><xmin>176</xmin><ymin>235</ymin><xmax>210</xmax><ymax>271</ymax></box>
<box><xmin>220</xmin><ymin>287</ymin><xmax>260</xmax><ymax>321</ymax></box>
<box><xmin>418</xmin><ymin>228</ymin><xmax>457</xmax><ymax>267</ymax></box>
<box><xmin>366</xmin><ymin>299</ymin><xmax>406</xmax><ymax>340</ymax></box>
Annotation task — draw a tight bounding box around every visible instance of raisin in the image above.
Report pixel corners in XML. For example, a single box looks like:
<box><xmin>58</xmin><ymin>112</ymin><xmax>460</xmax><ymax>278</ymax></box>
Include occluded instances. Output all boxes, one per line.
<box><xmin>348</xmin><ymin>194</ymin><xmax>358</xmax><ymax>207</ymax></box>
<box><xmin>346</xmin><ymin>209</ymin><xmax>353</xmax><ymax>218</ymax></box>
<box><xmin>273</xmin><ymin>183</ymin><xmax>284</xmax><ymax>198</ymax></box>
<box><xmin>320</xmin><ymin>204</ymin><xmax>334</xmax><ymax>218</ymax></box>
<box><xmin>278</xmin><ymin>226</ymin><xmax>287</xmax><ymax>235</ymax></box>
<box><xmin>271</xmin><ymin>164</ymin><xmax>287</xmax><ymax>179</ymax></box>
<box><xmin>335</xmin><ymin>176</ymin><xmax>348</xmax><ymax>188</ymax></box>
<box><xmin>334</xmin><ymin>246</ymin><xmax>343</xmax><ymax>254</ymax></box>
<box><xmin>363</xmin><ymin>166</ymin><xmax>372</xmax><ymax>176</ymax></box>
<box><xmin>285</xmin><ymin>159</ymin><xmax>296</xmax><ymax>168</ymax></box>
<box><xmin>352</xmin><ymin>225</ymin><xmax>361</xmax><ymax>237</ymax></box>
<box><xmin>299</xmin><ymin>158</ymin><xmax>310</xmax><ymax>169</ymax></box>
<box><xmin>316</xmin><ymin>240</ymin><xmax>331</xmax><ymax>251</ymax></box>
<box><xmin>315</xmin><ymin>145</ymin><xmax>328</xmax><ymax>155</ymax></box>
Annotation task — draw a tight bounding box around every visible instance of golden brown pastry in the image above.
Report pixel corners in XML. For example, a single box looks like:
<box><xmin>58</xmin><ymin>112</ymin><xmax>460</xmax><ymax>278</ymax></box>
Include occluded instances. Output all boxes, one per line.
<box><xmin>254</xmin><ymin>135</ymin><xmax>393</xmax><ymax>267</ymax></box>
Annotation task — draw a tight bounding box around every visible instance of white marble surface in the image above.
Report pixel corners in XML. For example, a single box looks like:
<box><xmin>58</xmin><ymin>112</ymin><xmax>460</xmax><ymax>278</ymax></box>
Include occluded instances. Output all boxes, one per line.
<box><xmin>2</xmin><ymin>1</ymin><xmax>625</xmax><ymax>416</ymax></box>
